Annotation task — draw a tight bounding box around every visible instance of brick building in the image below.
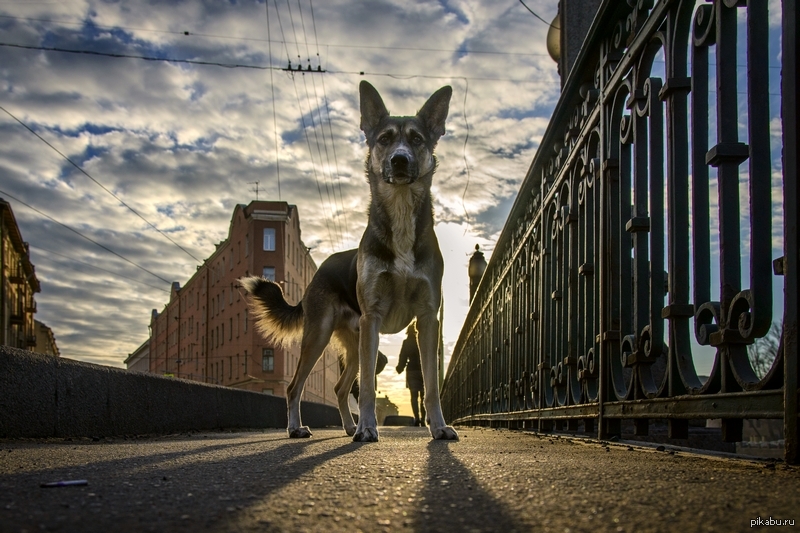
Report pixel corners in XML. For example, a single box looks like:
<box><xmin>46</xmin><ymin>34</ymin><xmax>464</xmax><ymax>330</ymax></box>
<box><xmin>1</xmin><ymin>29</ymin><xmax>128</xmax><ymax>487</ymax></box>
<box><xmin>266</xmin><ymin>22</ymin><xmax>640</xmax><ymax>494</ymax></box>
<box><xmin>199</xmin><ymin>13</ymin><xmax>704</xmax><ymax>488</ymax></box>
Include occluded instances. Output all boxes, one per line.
<box><xmin>1</xmin><ymin>198</ymin><xmax>41</xmax><ymax>351</ymax></box>
<box><xmin>148</xmin><ymin>201</ymin><xmax>338</xmax><ymax>406</ymax></box>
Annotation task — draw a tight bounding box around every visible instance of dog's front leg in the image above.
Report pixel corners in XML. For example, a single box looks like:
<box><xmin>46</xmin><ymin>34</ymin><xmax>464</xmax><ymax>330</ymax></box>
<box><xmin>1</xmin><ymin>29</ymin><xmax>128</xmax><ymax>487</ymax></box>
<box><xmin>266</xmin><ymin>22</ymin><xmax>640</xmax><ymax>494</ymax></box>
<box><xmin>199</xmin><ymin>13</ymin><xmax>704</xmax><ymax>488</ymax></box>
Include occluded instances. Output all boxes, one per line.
<box><xmin>417</xmin><ymin>312</ymin><xmax>459</xmax><ymax>440</ymax></box>
<box><xmin>353</xmin><ymin>313</ymin><xmax>380</xmax><ymax>442</ymax></box>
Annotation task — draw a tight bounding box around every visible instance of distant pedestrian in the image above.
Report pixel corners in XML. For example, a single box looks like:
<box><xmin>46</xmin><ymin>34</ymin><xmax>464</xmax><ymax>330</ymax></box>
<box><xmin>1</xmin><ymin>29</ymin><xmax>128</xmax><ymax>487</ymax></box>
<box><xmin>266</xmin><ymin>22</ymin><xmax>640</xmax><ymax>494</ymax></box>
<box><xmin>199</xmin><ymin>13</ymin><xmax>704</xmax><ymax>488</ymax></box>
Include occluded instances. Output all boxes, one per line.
<box><xmin>396</xmin><ymin>323</ymin><xmax>425</xmax><ymax>426</ymax></box>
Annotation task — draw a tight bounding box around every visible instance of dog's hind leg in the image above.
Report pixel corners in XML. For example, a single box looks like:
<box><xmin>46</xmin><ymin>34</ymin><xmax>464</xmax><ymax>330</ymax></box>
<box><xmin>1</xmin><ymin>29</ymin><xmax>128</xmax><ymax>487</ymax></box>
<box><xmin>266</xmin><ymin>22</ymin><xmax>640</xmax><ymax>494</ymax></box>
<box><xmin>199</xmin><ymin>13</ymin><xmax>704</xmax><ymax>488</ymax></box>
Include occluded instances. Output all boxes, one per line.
<box><xmin>332</xmin><ymin>329</ymin><xmax>359</xmax><ymax>436</ymax></box>
<box><xmin>416</xmin><ymin>312</ymin><xmax>459</xmax><ymax>440</ymax></box>
<box><xmin>286</xmin><ymin>316</ymin><xmax>333</xmax><ymax>438</ymax></box>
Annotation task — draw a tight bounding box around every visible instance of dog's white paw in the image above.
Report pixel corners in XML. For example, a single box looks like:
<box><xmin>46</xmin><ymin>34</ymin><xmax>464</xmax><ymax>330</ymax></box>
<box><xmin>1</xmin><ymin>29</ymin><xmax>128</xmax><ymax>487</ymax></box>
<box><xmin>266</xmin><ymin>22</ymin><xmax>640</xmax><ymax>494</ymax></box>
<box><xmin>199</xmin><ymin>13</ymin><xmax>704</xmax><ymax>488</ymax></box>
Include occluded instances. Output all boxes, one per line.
<box><xmin>288</xmin><ymin>426</ymin><xmax>313</xmax><ymax>438</ymax></box>
<box><xmin>353</xmin><ymin>427</ymin><xmax>379</xmax><ymax>442</ymax></box>
<box><xmin>431</xmin><ymin>425</ymin><xmax>459</xmax><ymax>440</ymax></box>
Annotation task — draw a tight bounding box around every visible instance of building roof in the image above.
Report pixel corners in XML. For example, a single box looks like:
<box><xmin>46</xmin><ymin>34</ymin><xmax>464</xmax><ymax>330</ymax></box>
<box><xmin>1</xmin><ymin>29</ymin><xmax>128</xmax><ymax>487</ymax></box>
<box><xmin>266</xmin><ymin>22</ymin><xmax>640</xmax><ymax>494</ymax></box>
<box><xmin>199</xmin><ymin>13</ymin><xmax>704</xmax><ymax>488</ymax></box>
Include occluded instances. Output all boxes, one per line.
<box><xmin>123</xmin><ymin>339</ymin><xmax>150</xmax><ymax>365</ymax></box>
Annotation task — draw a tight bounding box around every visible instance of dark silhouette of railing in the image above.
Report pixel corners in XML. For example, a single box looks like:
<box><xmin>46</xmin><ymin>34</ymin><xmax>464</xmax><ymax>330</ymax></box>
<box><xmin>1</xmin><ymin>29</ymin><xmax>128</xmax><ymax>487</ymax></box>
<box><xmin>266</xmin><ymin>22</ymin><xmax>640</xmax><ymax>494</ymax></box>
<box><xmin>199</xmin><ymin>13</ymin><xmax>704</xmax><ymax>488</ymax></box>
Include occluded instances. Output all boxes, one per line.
<box><xmin>441</xmin><ymin>0</ymin><xmax>798</xmax><ymax>464</ymax></box>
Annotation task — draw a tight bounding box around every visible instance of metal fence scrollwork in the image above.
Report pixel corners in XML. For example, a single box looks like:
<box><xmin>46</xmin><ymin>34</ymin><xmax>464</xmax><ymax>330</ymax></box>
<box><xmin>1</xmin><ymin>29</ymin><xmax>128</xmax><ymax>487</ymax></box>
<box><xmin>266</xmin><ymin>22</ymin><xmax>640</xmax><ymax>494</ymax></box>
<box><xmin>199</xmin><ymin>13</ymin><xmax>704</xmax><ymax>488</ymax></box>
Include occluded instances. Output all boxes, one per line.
<box><xmin>441</xmin><ymin>0</ymin><xmax>799</xmax><ymax>463</ymax></box>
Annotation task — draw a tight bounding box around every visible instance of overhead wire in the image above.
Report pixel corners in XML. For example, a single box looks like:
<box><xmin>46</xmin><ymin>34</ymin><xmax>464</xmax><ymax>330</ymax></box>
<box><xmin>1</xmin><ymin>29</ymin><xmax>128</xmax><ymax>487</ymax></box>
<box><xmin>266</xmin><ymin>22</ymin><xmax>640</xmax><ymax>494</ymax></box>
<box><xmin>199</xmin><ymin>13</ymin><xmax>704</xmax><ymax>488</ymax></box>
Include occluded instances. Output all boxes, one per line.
<box><xmin>265</xmin><ymin>0</ymin><xmax>281</xmax><ymax>200</ymax></box>
<box><xmin>460</xmin><ymin>77</ymin><xmax>471</xmax><ymax>226</ymax></box>
<box><xmin>29</xmin><ymin>244</ymin><xmax>171</xmax><ymax>293</ymax></box>
<box><xmin>296</xmin><ymin>0</ymin><xmax>344</xmax><ymax>248</ymax></box>
<box><xmin>517</xmin><ymin>0</ymin><xmax>559</xmax><ymax>29</ymax></box>
<box><xmin>0</xmin><ymin>104</ymin><xmax>203</xmax><ymax>263</ymax></box>
<box><xmin>0</xmin><ymin>14</ymin><xmax>552</xmax><ymax>57</ymax></box>
<box><xmin>289</xmin><ymin>0</ymin><xmax>342</xmax><ymax>248</ymax></box>
<box><xmin>283</xmin><ymin>0</ymin><xmax>339</xmax><ymax>249</ymax></box>
<box><xmin>309</xmin><ymin>0</ymin><xmax>349</xmax><ymax>242</ymax></box>
<box><xmin>272</xmin><ymin>0</ymin><xmax>336</xmax><ymax>252</ymax></box>
<box><xmin>0</xmin><ymin>42</ymin><xmax>556</xmax><ymax>83</ymax></box>
<box><xmin>0</xmin><ymin>188</ymin><xmax>173</xmax><ymax>285</ymax></box>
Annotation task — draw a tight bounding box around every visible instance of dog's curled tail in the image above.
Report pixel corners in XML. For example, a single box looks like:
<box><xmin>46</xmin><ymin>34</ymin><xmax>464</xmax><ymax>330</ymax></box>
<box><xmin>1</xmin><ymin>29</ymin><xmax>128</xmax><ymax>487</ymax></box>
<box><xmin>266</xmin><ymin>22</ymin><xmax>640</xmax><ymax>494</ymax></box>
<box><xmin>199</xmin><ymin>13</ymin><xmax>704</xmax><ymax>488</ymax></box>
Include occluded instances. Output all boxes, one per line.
<box><xmin>239</xmin><ymin>276</ymin><xmax>303</xmax><ymax>347</ymax></box>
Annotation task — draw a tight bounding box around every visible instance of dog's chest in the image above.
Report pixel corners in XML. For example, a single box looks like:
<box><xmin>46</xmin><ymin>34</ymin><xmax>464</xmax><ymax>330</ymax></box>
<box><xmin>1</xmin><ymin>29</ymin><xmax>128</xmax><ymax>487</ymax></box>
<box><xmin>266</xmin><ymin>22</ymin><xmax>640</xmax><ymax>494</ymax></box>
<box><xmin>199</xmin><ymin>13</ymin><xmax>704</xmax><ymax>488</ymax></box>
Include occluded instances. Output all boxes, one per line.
<box><xmin>381</xmin><ymin>186</ymin><xmax>418</xmax><ymax>274</ymax></box>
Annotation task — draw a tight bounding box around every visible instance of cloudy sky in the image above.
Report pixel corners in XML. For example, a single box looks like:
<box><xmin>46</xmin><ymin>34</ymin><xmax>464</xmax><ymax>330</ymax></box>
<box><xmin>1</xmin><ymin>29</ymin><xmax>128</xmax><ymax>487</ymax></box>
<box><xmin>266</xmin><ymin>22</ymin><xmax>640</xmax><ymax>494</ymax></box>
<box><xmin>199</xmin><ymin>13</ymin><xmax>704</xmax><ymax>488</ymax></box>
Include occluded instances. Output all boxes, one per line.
<box><xmin>1</xmin><ymin>0</ymin><xmax>562</xmax><ymax>412</ymax></box>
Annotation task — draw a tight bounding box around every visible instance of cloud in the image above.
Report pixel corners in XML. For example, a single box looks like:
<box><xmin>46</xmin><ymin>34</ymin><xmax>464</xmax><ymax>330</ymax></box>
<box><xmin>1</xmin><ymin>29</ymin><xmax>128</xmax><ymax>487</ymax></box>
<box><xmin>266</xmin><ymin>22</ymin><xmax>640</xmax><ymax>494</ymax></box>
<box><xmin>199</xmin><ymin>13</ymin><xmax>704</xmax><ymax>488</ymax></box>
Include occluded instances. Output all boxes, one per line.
<box><xmin>0</xmin><ymin>0</ymin><xmax>561</xmax><ymax>407</ymax></box>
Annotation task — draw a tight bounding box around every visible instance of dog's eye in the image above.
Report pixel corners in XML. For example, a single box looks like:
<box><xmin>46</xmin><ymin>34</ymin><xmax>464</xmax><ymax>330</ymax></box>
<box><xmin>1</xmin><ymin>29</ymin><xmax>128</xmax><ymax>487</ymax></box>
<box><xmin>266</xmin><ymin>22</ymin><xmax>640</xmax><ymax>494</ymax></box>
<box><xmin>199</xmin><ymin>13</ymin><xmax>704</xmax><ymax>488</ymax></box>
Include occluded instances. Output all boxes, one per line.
<box><xmin>377</xmin><ymin>134</ymin><xmax>391</xmax><ymax>146</ymax></box>
<box><xmin>410</xmin><ymin>133</ymin><xmax>424</xmax><ymax>145</ymax></box>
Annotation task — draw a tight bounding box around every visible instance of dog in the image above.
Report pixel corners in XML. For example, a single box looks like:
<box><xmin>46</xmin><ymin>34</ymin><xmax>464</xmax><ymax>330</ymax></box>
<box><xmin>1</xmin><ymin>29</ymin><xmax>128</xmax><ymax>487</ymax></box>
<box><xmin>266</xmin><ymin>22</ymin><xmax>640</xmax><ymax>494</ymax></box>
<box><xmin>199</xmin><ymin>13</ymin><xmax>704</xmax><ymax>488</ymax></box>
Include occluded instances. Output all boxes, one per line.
<box><xmin>240</xmin><ymin>81</ymin><xmax>458</xmax><ymax>442</ymax></box>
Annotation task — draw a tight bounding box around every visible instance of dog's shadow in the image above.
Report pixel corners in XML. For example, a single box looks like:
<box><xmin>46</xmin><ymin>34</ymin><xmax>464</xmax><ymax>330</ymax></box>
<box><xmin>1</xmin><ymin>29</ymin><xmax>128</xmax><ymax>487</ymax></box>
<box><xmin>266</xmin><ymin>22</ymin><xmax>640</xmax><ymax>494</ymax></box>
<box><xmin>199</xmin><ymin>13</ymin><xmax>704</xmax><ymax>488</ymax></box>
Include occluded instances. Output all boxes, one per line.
<box><xmin>416</xmin><ymin>438</ymin><xmax>526</xmax><ymax>531</ymax></box>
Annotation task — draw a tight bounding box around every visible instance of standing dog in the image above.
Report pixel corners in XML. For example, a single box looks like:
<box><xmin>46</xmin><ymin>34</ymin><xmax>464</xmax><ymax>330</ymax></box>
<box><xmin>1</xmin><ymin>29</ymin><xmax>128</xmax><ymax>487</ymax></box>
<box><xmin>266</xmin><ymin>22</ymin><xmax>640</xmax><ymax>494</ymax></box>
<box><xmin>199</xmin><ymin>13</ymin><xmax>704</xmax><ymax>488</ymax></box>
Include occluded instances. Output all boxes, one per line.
<box><xmin>241</xmin><ymin>81</ymin><xmax>458</xmax><ymax>442</ymax></box>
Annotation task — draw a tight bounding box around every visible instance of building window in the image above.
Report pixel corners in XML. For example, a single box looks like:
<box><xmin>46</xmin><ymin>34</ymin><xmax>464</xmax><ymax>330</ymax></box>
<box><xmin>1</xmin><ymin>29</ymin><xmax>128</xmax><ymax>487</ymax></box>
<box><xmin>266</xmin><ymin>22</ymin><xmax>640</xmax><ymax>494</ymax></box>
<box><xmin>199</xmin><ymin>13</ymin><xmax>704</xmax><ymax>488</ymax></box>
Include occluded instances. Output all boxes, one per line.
<box><xmin>262</xmin><ymin>388</ymin><xmax>274</xmax><ymax>395</ymax></box>
<box><xmin>244</xmin><ymin>309</ymin><xmax>248</xmax><ymax>333</ymax></box>
<box><xmin>246</xmin><ymin>235</ymin><xmax>250</xmax><ymax>256</ymax></box>
<box><xmin>262</xmin><ymin>348</ymin><xmax>274</xmax><ymax>372</ymax></box>
<box><xmin>263</xmin><ymin>228</ymin><xmax>276</xmax><ymax>251</ymax></box>
<box><xmin>263</xmin><ymin>267</ymin><xmax>275</xmax><ymax>281</ymax></box>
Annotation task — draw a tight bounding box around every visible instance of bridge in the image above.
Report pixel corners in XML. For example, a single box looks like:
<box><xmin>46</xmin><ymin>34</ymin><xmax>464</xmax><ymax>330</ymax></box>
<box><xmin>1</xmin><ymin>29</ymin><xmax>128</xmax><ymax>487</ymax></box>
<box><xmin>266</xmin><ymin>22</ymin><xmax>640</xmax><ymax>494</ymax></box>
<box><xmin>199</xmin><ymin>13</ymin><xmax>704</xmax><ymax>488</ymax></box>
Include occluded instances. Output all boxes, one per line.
<box><xmin>1</xmin><ymin>428</ymin><xmax>798</xmax><ymax>532</ymax></box>
<box><xmin>441</xmin><ymin>0</ymin><xmax>799</xmax><ymax>465</ymax></box>
<box><xmin>1</xmin><ymin>0</ymin><xmax>799</xmax><ymax>530</ymax></box>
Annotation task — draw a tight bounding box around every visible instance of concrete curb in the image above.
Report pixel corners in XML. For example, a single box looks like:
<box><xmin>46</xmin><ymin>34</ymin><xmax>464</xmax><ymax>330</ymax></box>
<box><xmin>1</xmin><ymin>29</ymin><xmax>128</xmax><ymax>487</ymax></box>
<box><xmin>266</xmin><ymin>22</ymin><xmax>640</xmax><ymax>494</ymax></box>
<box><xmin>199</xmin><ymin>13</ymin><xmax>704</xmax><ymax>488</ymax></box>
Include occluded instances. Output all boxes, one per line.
<box><xmin>0</xmin><ymin>346</ymin><xmax>341</xmax><ymax>438</ymax></box>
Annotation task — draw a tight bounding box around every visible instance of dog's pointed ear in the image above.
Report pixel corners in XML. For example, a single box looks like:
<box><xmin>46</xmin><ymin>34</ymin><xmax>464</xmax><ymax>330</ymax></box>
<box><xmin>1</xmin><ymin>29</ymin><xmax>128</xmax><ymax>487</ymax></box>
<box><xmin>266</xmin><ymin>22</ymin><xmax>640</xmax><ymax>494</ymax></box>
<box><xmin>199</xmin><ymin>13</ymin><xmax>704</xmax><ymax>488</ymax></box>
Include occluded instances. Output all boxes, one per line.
<box><xmin>360</xmin><ymin>81</ymin><xmax>389</xmax><ymax>139</ymax></box>
<box><xmin>417</xmin><ymin>85</ymin><xmax>452</xmax><ymax>141</ymax></box>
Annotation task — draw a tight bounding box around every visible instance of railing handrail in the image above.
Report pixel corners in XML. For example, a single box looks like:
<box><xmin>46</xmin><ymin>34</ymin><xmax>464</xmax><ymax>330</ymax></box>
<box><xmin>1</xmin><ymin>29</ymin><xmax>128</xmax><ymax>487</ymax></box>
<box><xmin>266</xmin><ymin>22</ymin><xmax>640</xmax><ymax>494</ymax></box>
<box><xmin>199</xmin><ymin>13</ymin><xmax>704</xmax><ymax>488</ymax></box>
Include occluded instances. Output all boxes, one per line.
<box><xmin>442</xmin><ymin>0</ymin><xmax>797</xmax><ymax>464</ymax></box>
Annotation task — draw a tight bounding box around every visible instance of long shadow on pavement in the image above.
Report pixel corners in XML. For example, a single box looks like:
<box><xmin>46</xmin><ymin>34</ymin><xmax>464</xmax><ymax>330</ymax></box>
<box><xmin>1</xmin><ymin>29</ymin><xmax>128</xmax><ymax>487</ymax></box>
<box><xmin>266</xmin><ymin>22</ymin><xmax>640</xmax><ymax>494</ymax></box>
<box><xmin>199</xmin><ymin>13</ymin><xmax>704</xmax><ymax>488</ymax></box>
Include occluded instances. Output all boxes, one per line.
<box><xmin>1</xmin><ymin>432</ymin><xmax>357</xmax><ymax>532</ymax></box>
<box><xmin>415</xmin><ymin>439</ymin><xmax>528</xmax><ymax>533</ymax></box>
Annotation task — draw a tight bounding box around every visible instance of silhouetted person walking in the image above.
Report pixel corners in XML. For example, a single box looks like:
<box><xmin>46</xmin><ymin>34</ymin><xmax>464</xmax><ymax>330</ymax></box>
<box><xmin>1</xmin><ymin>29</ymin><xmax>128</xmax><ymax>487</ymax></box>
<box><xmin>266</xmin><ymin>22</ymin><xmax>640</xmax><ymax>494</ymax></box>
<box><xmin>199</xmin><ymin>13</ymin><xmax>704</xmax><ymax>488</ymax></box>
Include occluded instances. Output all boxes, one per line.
<box><xmin>396</xmin><ymin>323</ymin><xmax>425</xmax><ymax>426</ymax></box>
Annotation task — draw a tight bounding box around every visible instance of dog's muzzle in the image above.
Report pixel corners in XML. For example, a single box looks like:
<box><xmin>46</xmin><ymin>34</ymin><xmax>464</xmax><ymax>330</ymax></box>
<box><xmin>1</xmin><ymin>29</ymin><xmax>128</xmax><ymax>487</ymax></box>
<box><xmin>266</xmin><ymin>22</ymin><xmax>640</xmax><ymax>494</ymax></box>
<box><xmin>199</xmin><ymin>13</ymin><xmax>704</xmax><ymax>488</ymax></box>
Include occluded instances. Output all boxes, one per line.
<box><xmin>383</xmin><ymin>152</ymin><xmax>418</xmax><ymax>184</ymax></box>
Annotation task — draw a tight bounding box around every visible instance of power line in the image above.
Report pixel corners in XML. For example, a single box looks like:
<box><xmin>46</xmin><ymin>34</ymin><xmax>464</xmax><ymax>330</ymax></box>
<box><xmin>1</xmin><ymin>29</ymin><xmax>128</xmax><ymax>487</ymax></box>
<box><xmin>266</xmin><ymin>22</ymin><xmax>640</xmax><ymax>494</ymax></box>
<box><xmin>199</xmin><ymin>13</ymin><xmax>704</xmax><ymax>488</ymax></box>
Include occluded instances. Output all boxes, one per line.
<box><xmin>0</xmin><ymin>41</ymin><xmax>555</xmax><ymax>83</ymax></box>
<box><xmin>0</xmin><ymin>14</ymin><xmax>550</xmax><ymax>57</ymax></box>
<box><xmin>0</xmin><ymin>42</ymin><xmax>279</xmax><ymax>70</ymax></box>
<box><xmin>460</xmin><ymin>77</ymin><xmax>472</xmax><ymax>225</ymax></box>
<box><xmin>265</xmin><ymin>0</ymin><xmax>281</xmax><ymax>201</ymax></box>
<box><xmin>0</xmin><ymin>104</ymin><xmax>203</xmax><ymax>263</ymax></box>
<box><xmin>310</xmin><ymin>0</ymin><xmax>349</xmax><ymax>242</ymax></box>
<box><xmin>517</xmin><ymin>0</ymin><xmax>559</xmax><ymax>29</ymax></box>
<box><xmin>29</xmin><ymin>244</ymin><xmax>171</xmax><ymax>293</ymax></box>
<box><xmin>273</xmin><ymin>1</ymin><xmax>336</xmax><ymax>253</ymax></box>
<box><xmin>0</xmin><ymin>188</ymin><xmax>173</xmax><ymax>285</ymax></box>
<box><xmin>296</xmin><ymin>0</ymin><xmax>344</xmax><ymax>248</ymax></box>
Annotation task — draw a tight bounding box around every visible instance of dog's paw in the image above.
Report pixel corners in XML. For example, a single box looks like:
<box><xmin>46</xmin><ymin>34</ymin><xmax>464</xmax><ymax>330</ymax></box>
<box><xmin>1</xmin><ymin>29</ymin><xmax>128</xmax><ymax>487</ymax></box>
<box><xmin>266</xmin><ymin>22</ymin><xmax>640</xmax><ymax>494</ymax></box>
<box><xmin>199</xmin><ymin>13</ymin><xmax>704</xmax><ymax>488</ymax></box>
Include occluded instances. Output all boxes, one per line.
<box><xmin>431</xmin><ymin>425</ymin><xmax>459</xmax><ymax>440</ymax></box>
<box><xmin>288</xmin><ymin>426</ymin><xmax>313</xmax><ymax>438</ymax></box>
<box><xmin>344</xmin><ymin>424</ymin><xmax>357</xmax><ymax>437</ymax></box>
<box><xmin>353</xmin><ymin>427</ymin><xmax>379</xmax><ymax>442</ymax></box>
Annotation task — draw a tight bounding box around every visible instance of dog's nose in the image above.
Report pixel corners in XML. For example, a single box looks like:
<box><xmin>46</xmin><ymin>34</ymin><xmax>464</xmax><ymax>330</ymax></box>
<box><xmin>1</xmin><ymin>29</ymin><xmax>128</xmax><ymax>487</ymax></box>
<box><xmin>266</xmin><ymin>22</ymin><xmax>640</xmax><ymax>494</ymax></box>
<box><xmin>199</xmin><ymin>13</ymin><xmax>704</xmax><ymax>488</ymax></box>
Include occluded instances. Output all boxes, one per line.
<box><xmin>390</xmin><ymin>154</ymin><xmax>409</xmax><ymax>172</ymax></box>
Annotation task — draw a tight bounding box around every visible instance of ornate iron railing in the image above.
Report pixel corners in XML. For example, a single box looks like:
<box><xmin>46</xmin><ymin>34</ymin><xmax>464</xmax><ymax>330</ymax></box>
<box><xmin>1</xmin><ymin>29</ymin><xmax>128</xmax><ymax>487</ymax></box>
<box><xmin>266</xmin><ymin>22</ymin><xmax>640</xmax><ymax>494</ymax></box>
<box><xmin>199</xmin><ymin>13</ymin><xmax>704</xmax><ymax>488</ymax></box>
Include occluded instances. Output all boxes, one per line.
<box><xmin>441</xmin><ymin>0</ymin><xmax>798</xmax><ymax>463</ymax></box>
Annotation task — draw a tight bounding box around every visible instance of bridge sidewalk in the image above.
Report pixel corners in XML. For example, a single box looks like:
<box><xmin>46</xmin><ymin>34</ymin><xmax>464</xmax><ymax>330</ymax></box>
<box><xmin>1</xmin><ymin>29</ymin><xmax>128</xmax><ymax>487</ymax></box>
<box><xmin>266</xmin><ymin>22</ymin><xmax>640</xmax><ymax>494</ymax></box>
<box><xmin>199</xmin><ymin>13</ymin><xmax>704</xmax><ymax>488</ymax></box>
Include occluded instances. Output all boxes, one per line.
<box><xmin>1</xmin><ymin>427</ymin><xmax>797</xmax><ymax>532</ymax></box>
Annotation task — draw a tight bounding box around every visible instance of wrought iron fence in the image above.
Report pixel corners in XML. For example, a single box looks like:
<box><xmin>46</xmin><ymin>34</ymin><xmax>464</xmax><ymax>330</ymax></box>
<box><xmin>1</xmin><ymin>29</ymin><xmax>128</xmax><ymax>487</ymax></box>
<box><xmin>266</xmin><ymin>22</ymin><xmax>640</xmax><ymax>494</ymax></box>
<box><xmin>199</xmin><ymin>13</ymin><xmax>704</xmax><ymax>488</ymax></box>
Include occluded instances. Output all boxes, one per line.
<box><xmin>441</xmin><ymin>0</ymin><xmax>798</xmax><ymax>463</ymax></box>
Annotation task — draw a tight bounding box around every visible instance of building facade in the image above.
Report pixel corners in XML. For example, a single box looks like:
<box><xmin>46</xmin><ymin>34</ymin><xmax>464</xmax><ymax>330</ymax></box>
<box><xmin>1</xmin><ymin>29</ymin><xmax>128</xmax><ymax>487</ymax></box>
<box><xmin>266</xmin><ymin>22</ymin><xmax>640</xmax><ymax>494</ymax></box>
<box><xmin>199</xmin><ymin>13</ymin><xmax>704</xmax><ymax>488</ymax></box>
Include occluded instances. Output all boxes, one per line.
<box><xmin>124</xmin><ymin>340</ymin><xmax>149</xmax><ymax>373</ymax></box>
<box><xmin>33</xmin><ymin>319</ymin><xmax>59</xmax><ymax>356</ymax></box>
<box><xmin>0</xmin><ymin>198</ymin><xmax>41</xmax><ymax>351</ymax></box>
<box><xmin>148</xmin><ymin>201</ymin><xmax>339</xmax><ymax>407</ymax></box>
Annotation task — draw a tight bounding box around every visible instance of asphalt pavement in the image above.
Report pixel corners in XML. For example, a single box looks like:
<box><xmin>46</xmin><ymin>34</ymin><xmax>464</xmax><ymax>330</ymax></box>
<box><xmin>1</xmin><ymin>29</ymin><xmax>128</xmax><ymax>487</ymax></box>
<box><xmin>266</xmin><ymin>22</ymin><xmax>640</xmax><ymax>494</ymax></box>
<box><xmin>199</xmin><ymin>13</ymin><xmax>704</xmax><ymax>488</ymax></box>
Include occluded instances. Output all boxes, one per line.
<box><xmin>1</xmin><ymin>426</ymin><xmax>798</xmax><ymax>532</ymax></box>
